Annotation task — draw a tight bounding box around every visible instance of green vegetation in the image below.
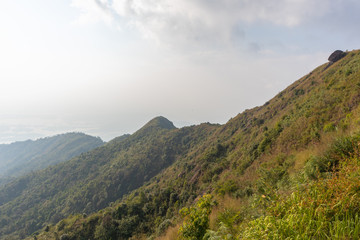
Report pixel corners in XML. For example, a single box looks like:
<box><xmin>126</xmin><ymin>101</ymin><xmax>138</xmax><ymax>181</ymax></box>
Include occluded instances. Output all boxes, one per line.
<box><xmin>1</xmin><ymin>50</ymin><xmax>360</xmax><ymax>240</ymax></box>
<box><xmin>0</xmin><ymin>117</ymin><xmax>218</xmax><ymax>239</ymax></box>
<box><xmin>240</xmin><ymin>135</ymin><xmax>360</xmax><ymax>239</ymax></box>
<box><xmin>178</xmin><ymin>194</ymin><xmax>215</xmax><ymax>240</ymax></box>
<box><xmin>175</xmin><ymin>134</ymin><xmax>360</xmax><ymax>240</ymax></box>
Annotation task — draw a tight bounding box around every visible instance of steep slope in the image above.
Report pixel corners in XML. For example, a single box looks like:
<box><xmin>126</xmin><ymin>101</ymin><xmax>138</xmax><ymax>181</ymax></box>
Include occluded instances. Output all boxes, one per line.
<box><xmin>0</xmin><ymin>132</ymin><xmax>104</xmax><ymax>185</ymax></box>
<box><xmin>30</xmin><ymin>50</ymin><xmax>360</xmax><ymax>240</ymax></box>
<box><xmin>0</xmin><ymin>117</ymin><xmax>218</xmax><ymax>239</ymax></box>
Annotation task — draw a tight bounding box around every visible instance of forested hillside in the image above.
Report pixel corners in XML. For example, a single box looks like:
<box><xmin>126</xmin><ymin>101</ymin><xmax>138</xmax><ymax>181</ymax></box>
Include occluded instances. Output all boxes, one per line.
<box><xmin>0</xmin><ymin>117</ymin><xmax>218</xmax><ymax>239</ymax></box>
<box><xmin>3</xmin><ymin>49</ymin><xmax>360</xmax><ymax>240</ymax></box>
<box><xmin>0</xmin><ymin>133</ymin><xmax>104</xmax><ymax>186</ymax></box>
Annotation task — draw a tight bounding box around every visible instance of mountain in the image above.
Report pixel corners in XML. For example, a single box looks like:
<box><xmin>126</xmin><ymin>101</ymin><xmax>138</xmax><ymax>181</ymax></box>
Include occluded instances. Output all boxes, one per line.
<box><xmin>0</xmin><ymin>132</ymin><xmax>104</xmax><ymax>185</ymax></box>
<box><xmin>0</xmin><ymin>117</ymin><xmax>218</xmax><ymax>239</ymax></box>
<box><xmin>3</xmin><ymin>49</ymin><xmax>360</xmax><ymax>240</ymax></box>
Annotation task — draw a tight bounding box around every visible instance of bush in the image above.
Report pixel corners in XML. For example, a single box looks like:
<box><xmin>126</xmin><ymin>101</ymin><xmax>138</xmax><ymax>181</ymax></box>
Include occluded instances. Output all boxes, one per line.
<box><xmin>60</xmin><ymin>234</ymin><xmax>70</xmax><ymax>240</ymax></box>
<box><xmin>178</xmin><ymin>194</ymin><xmax>215</xmax><ymax>240</ymax></box>
<box><xmin>304</xmin><ymin>155</ymin><xmax>329</xmax><ymax>180</ymax></box>
<box><xmin>216</xmin><ymin>208</ymin><xmax>242</xmax><ymax>234</ymax></box>
<box><xmin>216</xmin><ymin>180</ymin><xmax>238</xmax><ymax>196</ymax></box>
<box><xmin>156</xmin><ymin>219</ymin><xmax>173</xmax><ymax>236</ymax></box>
<box><xmin>323</xmin><ymin>122</ymin><xmax>336</xmax><ymax>132</ymax></box>
<box><xmin>305</xmin><ymin>134</ymin><xmax>360</xmax><ymax>180</ymax></box>
<box><xmin>203</xmin><ymin>223</ymin><xmax>234</xmax><ymax>240</ymax></box>
<box><xmin>345</xmin><ymin>68</ymin><xmax>353</xmax><ymax>76</ymax></box>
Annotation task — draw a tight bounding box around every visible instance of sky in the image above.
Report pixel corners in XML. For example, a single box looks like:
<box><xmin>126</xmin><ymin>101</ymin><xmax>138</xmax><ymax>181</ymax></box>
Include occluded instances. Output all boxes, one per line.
<box><xmin>0</xmin><ymin>0</ymin><xmax>360</xmax><ymax>143</ymax></box>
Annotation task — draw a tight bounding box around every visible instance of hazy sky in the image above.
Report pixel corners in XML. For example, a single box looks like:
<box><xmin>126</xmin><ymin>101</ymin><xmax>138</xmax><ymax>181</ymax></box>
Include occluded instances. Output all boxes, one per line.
<box><xmin>1</xmin><ymin>0</ymin><xmax>359</xmax><ymax>143</ymax></box>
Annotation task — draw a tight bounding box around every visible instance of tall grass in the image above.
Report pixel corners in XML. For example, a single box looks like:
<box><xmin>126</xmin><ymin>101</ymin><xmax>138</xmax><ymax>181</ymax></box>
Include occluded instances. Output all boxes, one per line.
<box><xmin>157</xmin><ymin>225</ymin><xmax>179</xmax><ymax>240</ymax></box>
<box><xmin>239</xmin><ymin>136</ymin><xmax>360</xmax><ymax>240</ymax></box>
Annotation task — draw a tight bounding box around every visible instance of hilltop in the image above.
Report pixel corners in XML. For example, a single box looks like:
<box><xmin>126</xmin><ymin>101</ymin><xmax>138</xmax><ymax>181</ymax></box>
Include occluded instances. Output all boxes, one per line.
<box><xmin>2</xmin><ymin>49</ymin><xmax>360</xmax><ymax>239</ymax></box>
<box><xmin>141</xmin><ymin>116</ymin><xmax>177</xmax><ymax>130</ymax></box>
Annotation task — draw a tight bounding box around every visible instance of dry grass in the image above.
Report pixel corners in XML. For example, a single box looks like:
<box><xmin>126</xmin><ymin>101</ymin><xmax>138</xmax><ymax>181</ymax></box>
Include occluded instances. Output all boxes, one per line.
<box><xmin>130</xmin><ymin>234</ymin><xmax>148</xmax><ymax>240</ymax></box>
<box><xmin>157</xmin><ymin>224</ymin><xmax>180</xmax><ymax>240</ymax></box>
<box><xmin>209</xmin><ymin>194</ymin><xmax>245</xmax><ymax>229</ymax></box>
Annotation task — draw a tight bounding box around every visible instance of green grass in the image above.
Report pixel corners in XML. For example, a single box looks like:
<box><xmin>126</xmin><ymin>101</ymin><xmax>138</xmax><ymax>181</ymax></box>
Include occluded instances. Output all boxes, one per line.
<box><xmin>239</xmin><ymin>137</ymin><xmax>360</xmax><ymax>239</ymax></box>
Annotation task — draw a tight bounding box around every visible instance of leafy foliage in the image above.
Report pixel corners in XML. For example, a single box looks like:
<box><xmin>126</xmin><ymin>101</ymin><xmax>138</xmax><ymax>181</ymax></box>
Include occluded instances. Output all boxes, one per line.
<box><xmin>178</xmin><ymin>194</ymin><xmax>215</xmax><ymax>240</ymax></box>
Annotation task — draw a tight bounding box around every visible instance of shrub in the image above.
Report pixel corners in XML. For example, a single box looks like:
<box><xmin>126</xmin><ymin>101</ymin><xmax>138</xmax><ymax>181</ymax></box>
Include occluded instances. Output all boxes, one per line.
<box><xmin>216</xmin><ymin>180</ymin><xmax>238</xmax><ymax>196</ymax></box>
<box><xmin>203</xmin><ymin>223</ymin><xmax>234</xmax><ymax>240</ymax></box>
<box><xmin>59</xmin><ymin>234</ymin><xmax>70</xmax><ymax>240</ymax></box>
<box><xmin>216</xmin><ymin>208</ymin><xmax>242</xmax><ymax>234</ymax></box>
<box><xmin>156</xmin><ymin>219</ymin><xmax>173</xmax><ymax>236</ymax></box>
<box><xmin>178</xmin><ymin>194</ymin><xmax>215</xmax><ymax>240</ymax></box>
<box><xmin>323</xmin><ymin>122</ymin><xmax>336</xmax><ymax>132</ymax></box>
<box><xmin>305</xmin><ymin>134</ymin><xmax>360</xmax><ymax>180</ymax></box>
<box><xmin>345</xmin><ymin>68</ymin><xmax>353</xmax><ymax>76</ymax></box>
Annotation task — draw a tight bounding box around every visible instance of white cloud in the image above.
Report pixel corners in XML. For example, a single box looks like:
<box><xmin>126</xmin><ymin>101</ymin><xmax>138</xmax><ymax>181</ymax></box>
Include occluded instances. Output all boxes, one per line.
<box><xmin>233</xmin><ymin>0</ymin><xmax>330</xmax><ymax>26</ymax></box>
<box><xmin>72</xmin><ymin>0</ymin><xmax>334</xmax><ymax>48</ymax></box>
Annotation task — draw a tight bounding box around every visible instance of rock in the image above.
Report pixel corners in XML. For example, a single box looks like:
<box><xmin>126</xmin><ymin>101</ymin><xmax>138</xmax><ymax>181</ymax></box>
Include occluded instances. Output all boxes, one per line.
<box><xmin>328</xmin><ymin>50</ymin><xmax>346</xmax><ymax>63</ymax></box>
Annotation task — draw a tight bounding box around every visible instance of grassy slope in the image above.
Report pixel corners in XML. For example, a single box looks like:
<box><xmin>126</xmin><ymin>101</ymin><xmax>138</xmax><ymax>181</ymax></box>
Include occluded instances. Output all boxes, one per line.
<box><xmin>240</xmin><ymin>142</ymin><xmax>360</xmax><ymax>239</ymax></box>
<box><xmin>29</xmin><ymin>50</ymin><xmax>360</xmax><ymax>239</ymax></box>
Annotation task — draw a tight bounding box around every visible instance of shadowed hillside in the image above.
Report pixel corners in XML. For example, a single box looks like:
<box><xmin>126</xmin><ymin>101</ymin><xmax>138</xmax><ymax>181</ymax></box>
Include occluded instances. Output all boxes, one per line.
<box><xmin>0</xmin><ymin>133</ymin><xmax>104</xmax><ymax>186</ymax></box>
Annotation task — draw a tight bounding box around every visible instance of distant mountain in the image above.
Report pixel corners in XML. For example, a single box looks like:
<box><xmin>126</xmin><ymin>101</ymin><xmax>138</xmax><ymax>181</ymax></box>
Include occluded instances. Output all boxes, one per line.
<box><xmin>0</xmin><ymin>132</ymin><xmax>104</xmax><ymax>185</ymax></box>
